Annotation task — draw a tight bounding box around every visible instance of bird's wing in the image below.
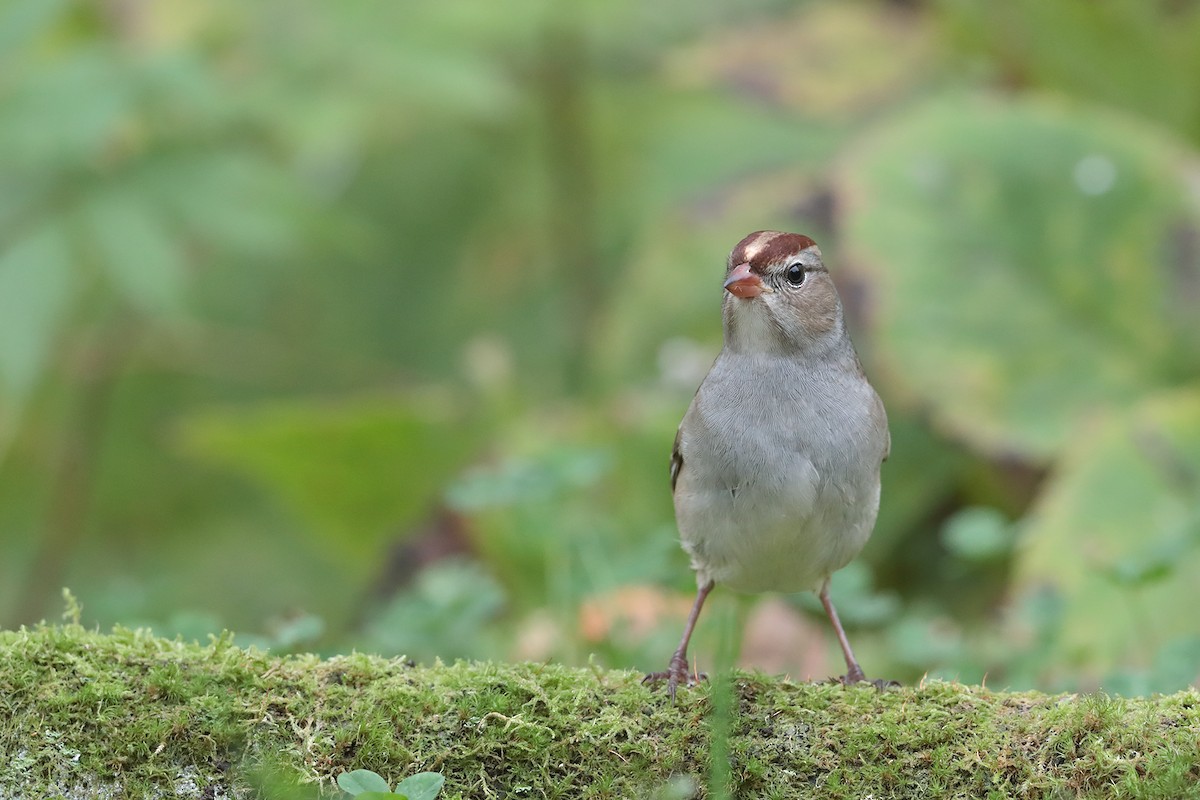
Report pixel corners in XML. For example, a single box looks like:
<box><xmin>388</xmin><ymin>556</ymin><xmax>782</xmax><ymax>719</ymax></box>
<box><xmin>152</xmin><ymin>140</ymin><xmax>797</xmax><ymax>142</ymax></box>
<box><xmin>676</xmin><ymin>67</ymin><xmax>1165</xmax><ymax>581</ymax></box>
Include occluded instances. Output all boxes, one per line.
<box><xmin>669</xmin><ymin>425</ymin><xmax>684</xmax><ymax>494</ymax></box>
<box><xmin>874</xmin><ymin>390</ymin><xmax>891</xmax><ymax>463</ymax></box>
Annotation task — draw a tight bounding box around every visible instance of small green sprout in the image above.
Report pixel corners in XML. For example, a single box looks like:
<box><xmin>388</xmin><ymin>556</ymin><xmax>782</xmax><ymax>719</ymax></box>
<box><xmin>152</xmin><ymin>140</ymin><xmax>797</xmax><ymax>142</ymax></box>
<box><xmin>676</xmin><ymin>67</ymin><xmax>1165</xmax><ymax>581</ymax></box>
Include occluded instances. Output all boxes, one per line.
<box><xmin>336</xmin><ymin>769</ymin><xmax>445</xmax><ymax>800</ymax></box>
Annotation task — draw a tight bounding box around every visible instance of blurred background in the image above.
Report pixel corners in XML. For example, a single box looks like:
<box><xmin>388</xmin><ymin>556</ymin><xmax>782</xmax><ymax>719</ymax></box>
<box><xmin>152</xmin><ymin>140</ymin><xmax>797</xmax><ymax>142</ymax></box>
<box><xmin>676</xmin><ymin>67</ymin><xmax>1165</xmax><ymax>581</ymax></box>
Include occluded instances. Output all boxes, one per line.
<box><xmin>2</xmin><ymin>0</ymin><xmax>1199</xmax><ymax>695</ymax></box>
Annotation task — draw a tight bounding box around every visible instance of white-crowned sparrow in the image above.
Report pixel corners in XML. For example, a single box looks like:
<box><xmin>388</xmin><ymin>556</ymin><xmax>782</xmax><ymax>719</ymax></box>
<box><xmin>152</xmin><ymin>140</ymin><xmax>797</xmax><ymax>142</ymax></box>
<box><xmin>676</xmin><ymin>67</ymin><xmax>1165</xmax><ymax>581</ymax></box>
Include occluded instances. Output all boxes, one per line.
<box><xmin>646</xmin><ymin>230</ymin><xmax>890</xmax><ymax>699</ymax></box>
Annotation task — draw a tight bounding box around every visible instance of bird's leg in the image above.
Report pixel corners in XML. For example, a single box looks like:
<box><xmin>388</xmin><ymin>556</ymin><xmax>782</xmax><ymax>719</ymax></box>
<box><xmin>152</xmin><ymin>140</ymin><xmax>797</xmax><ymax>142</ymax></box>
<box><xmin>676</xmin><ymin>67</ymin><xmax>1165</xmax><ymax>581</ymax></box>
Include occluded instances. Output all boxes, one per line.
<box><xmin>818</xmin><ymin>579</ymin><xmax>868</xmax><ymax>685</ymax></box>
<box><xmin>644</xmin><ymin>579</ymin><xmax>714</xmax><ymax>701</ymax></box>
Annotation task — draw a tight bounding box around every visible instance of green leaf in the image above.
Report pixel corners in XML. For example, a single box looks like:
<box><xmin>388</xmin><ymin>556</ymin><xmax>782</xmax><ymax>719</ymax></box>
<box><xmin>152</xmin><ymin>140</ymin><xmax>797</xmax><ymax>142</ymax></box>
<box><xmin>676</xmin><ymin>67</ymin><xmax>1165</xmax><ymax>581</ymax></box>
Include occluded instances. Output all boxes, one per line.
<box><xmin>840</xmin><ymin>93</ymin><xmax>1200</xmax><ymax>459</ymax></box>
<box><xmin>0</xmin><ymin>223</ymin><xmax>72</xmax><ymax>398</ymax></box>
<box><xmin>1013</xmin><ymin>387</ymin><xmax>1200</xmax><ymax>677</ymax></box>
<box><xmin>177</xmin><ymin>394</ymin><xmax>481</xmax><ymax>560</ymax></box>
<box><xmin>940</xmin><ymin>506</ymin><xmax>1013</xmax><ymax>563</ymax></box>
<box><xmin>394</xmin><ymin>772</ymin><xmax>445</xmax><ymax>800</ymax></box>
<box><xmin>0</xmin><ymin>51</ymin><xmax>130</xmax><ymax>168</ymax></box>
<box><xmin>86</xmin><ymin>190</ymin><xmax>187</xmax><ymax>316</ymax></box>
<box><xmin>148</xmin><ymin>151</ymin><xmax>299</xmax><ymax>257</ymax></box>
<box><xmin>337</xmin><ymin>769</ymin><xmax>391</xmax><ymax>796</ymax></box>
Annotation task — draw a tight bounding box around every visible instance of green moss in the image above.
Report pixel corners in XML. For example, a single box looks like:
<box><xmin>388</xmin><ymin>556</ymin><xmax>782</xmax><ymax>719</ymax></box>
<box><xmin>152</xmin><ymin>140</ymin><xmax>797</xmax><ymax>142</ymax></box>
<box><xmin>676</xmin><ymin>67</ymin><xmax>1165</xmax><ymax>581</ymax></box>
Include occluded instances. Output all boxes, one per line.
<box><xmin>2</xmin><ymin>625</ymin><xmax>1199</xmax><ymax>798</ymax></box>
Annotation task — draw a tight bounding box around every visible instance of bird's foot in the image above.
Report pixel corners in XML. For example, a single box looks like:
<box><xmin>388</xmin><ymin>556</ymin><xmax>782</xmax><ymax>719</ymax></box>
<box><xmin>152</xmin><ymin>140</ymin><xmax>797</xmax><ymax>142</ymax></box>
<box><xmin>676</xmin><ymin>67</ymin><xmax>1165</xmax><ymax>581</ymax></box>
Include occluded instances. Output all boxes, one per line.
<box><xmin>643</xmin><ymin>652</ymin><xmax>705</xmax><ymax>702</ymax></box>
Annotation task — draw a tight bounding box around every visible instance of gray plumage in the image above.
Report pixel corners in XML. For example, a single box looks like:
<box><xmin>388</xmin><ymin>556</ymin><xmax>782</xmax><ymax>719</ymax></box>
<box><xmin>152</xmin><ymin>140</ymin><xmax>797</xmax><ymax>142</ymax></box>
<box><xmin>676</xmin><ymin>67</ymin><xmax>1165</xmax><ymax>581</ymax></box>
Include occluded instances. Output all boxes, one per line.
<box><xmin>647</xmin><ymin>230</ymin><xmax>890</xmax><ymax>697</ymax></box>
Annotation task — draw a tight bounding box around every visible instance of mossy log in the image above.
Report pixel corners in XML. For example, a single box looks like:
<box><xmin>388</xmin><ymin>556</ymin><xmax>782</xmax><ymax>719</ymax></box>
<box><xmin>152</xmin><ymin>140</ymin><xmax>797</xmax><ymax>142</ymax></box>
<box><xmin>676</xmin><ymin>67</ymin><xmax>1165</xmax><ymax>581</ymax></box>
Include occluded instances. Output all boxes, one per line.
<box><xmin>2</xmin><ymin>625</ymin><xmax>1199</xmax><ymax>799</ymax></box>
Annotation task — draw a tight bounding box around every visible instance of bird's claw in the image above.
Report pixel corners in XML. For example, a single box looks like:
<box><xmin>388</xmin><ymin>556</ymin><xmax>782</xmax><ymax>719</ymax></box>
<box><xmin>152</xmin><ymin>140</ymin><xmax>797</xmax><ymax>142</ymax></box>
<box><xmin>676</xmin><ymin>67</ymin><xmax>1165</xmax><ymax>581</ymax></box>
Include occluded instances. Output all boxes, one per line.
<box><xmin>643</xmin><ymin>653</ymin><xmax>706</xmax><ymax>702</ymax></box>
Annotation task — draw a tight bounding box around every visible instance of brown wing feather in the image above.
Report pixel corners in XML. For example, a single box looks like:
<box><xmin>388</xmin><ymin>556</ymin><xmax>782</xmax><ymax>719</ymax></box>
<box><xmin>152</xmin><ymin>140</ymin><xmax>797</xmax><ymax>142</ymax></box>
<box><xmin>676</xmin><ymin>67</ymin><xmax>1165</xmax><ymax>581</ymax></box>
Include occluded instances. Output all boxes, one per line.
<box><xmin>669</xmin><ymin>426</ymin><xmax>684</xmax><ymax>494</ymax></box>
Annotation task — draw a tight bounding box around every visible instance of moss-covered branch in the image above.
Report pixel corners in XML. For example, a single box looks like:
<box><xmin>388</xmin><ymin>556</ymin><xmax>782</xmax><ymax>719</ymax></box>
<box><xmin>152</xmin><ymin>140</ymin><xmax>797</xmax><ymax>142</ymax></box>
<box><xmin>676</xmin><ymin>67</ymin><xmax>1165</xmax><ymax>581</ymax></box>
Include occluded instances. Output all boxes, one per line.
<box><xmin>2</xmin><ymin>625</ymin><xmax>1198</xmax><ymax>799</ymax></box>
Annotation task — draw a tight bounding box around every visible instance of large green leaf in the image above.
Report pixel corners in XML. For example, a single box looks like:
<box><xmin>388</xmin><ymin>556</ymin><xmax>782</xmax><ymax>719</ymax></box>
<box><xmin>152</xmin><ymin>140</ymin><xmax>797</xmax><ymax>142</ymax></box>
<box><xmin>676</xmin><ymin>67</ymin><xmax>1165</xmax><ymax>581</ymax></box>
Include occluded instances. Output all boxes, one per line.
<box><xmin>337</xmin><ymin>769</ymin><xmax>392</xmax><ymax>795</ymax></box>
<box><xmin>394</xmin><ymin>771</ymin><xmax>445</xmax><ymax>800</ymax></box>
<box><xmin>840</xmin><ymin>93</ymin><xmax>1200</xmax><ymax>458</ymax></box>
<box><xmin>86</xmin><ymin>190</ymin><xmax>188</xmax><ymax>316</ymax></box>
<box><xmin>0</xmin><ymin>50</ymin><xmax>130</xmax><ymax>169</ymax></box>
<box><xmin>1013</xmin><ymin>387</ymin><xmax>1200</xmax><ymax>678</ymax></box>
<box><xmin>178</xmin><ymin>395</ymin><xmax>481</xmax><ymax>560</ymax></box>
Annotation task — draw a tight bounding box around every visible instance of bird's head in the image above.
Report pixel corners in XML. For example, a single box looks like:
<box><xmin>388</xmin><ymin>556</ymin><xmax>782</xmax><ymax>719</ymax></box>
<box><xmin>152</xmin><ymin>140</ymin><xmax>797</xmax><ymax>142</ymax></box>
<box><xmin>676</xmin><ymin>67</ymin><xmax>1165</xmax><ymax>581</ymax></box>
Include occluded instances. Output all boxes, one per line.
<box><xmin>721</xmin><ymin>230</ymin><xmax>846</xmax><ymax>355</ymax></box>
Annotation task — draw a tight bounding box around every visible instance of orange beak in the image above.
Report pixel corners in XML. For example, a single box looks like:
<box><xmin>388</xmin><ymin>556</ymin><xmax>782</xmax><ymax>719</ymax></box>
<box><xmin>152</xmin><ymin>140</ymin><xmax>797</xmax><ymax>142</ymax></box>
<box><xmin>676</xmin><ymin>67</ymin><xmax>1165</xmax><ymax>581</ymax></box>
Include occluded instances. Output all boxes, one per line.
<box><xmin>723</xmin><ymin>262</ymin><xmax>771</xmax><ymax>299</ymax></box>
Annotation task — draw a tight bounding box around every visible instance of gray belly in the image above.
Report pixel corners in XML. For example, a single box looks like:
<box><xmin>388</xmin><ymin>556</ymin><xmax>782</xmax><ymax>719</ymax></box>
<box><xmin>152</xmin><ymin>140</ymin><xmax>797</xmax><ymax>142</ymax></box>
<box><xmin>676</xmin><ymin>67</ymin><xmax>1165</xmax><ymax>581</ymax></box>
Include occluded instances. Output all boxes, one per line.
<box><xmin>675</xmin><ymin>449</ymin><xmax>879</xmax><ymax>593</ymax></box>
<box><xmin>672</xmin><ymin>349</ymin><xmax>886</xmax><ymax>593</ymax></box>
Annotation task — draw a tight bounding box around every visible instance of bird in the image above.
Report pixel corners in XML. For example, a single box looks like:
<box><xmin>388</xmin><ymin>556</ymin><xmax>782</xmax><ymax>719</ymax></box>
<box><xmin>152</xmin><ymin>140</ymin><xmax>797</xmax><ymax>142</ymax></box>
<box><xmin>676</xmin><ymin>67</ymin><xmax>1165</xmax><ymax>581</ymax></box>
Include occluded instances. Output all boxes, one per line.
<box><xmin>645</xmin><ymin>230</ymin><xmax>890</xmax><ymax>700</ymax></box>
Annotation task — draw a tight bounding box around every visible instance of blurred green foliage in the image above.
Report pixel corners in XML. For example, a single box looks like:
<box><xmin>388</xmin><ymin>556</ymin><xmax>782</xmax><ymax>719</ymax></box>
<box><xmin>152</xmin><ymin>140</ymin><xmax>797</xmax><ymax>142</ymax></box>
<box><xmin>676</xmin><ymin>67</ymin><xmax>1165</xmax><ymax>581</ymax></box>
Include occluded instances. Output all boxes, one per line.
<box><xmin>843</xmin><ymin>94</ymin><xmax>1200</xmax><ymax>458</ymax></box>
<box><xmin>181</xmin><ymin>395</ymin><xmax>483</xmax><ymax>561</ymax></box>
<box><xmin>1</xmin><ymin>0</ymin><xmax>1198</xmax><ymax>695</ymax></box>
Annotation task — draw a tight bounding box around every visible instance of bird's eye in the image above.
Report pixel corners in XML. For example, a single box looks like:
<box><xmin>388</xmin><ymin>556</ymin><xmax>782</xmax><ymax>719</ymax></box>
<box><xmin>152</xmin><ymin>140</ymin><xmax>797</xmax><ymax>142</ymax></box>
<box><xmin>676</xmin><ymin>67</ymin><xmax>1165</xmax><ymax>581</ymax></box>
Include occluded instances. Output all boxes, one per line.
<box><xmin>785</xmin><ymin>264</ymin><xmax>805</xmax><ymax>286</ymax></box>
